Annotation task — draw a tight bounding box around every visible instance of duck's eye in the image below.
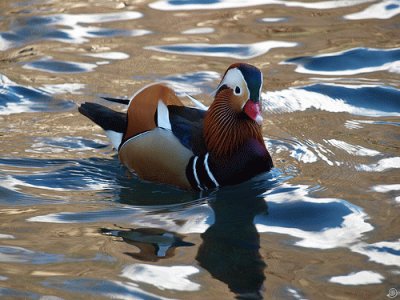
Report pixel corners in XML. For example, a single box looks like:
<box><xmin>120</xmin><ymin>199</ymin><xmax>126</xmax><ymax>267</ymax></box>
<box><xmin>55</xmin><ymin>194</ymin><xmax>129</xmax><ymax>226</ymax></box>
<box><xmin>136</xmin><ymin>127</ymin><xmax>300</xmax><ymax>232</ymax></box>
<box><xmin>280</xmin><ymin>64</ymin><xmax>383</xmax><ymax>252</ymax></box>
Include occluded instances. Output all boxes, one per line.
<box><xmin>234</xmin><ymin>86</ymin><xmax>241</xmax><ymax>95</ymax></box>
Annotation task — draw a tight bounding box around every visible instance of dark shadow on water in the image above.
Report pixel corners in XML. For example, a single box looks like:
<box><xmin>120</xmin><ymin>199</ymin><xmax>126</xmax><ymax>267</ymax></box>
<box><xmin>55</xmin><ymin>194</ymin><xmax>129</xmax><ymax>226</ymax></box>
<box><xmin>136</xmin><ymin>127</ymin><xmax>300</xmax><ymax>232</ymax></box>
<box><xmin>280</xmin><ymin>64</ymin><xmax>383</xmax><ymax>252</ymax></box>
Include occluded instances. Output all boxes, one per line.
<box><xmin>196</xmin><ymin>179</ymin><xmax>272</xmax><ymax>299</ymax></box>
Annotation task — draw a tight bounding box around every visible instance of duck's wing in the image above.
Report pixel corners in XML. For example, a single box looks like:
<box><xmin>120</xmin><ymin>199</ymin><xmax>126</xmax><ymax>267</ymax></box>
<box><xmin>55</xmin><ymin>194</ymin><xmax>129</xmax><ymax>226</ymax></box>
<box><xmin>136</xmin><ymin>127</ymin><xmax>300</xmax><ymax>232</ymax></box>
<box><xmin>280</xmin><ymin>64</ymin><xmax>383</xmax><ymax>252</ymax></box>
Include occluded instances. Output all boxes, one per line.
<box><xmin>168</xmin><ymin>105</ymin><xmax>207</xmax><ymax>156</ymax></box>
<box><xmin>123</xmin><ymin>83</ymin><xmax>207</xmax><ymax>154</ymax></box>
<box><xmin>123</xmin><ymin>84</ymin><xmax>183</xmax><ymax>142</ymax></box>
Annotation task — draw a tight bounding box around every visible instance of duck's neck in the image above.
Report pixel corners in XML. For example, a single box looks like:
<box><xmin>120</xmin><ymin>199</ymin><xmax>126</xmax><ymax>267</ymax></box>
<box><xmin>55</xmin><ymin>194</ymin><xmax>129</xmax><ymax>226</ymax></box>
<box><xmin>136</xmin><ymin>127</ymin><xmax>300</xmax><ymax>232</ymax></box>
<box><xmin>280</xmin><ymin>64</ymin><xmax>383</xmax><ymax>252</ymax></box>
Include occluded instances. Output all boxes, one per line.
<box><xmin>204</xmin><ymin>96</ymin><xmax>265</xmax><ymax>159</ymax></box>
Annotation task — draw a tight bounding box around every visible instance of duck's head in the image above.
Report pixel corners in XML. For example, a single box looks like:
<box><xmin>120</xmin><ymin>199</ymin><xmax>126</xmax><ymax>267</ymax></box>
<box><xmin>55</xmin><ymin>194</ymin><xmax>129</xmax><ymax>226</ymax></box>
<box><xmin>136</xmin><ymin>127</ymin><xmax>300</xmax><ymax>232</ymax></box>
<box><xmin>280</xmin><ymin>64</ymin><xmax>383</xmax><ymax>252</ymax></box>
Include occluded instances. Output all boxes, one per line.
<box><xmin>204</xmin><ymin>63</ymin><xmax>266</xmax><ymax>158</ymax></box>
<box><xmin>214</xmin><ymin>63</ymin><xmax>263</xmax><ymax>125</ymax></box>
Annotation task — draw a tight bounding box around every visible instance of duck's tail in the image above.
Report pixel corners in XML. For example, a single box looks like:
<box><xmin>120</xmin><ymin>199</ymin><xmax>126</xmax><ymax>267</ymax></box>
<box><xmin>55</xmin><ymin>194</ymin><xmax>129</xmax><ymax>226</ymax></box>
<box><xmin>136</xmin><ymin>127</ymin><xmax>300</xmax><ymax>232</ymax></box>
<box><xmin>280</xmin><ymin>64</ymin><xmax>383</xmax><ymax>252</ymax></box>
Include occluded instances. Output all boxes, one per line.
<box><xmin>79</xmin><ymin>102</ymin><xmax>126</xmax><ymax>149</ymax></box>
<box><xmin>100</xmin><ymin>96</ymin><xmax>130</xmax><ymax>105</ymax></box>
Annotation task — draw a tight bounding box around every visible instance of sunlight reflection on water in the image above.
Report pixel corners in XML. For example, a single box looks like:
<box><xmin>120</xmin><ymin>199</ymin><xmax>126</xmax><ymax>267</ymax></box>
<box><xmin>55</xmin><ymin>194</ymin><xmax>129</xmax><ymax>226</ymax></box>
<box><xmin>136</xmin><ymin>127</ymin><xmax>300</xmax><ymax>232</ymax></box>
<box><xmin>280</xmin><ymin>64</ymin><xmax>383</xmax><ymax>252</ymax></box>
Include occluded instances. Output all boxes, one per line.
<box><xmin>0</xmin><ymin>0</ymin><xmax>399</xmax><ymax>298</ymax></box>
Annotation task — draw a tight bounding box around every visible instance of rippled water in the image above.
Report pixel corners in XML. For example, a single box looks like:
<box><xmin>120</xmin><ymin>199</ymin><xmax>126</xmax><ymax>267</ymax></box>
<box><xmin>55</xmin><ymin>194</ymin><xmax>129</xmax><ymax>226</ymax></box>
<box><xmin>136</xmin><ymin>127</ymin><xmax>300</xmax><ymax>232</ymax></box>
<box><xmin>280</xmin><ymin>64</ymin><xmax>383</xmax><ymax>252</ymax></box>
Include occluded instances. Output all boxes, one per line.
<box><xmin>0</xmin><ymin>0</ymin><xmax>399</xmax><ymax>299</ymax></box>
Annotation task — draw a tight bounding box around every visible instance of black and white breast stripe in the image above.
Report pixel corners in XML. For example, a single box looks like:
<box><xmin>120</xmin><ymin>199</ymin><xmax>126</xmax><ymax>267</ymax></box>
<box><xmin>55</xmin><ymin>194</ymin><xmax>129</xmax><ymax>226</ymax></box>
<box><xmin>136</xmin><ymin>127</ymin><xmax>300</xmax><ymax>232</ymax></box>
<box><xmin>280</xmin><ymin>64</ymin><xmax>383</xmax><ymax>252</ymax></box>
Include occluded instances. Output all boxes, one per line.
<box><xmin>186</xmin><ymin>153</ymin><xmax>219</xmax><ymax>191</ymax></box>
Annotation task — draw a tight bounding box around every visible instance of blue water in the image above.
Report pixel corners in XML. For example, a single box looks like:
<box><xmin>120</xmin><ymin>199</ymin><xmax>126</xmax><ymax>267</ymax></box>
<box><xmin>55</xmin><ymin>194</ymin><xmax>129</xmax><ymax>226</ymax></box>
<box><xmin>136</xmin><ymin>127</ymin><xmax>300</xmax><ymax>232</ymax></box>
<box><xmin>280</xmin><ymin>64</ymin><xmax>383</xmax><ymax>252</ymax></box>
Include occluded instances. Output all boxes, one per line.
<box><xmin>0</xmin><ymin>0</ymin><xmax>399</xmax><ymax>299</ymax></box>
<box><xmin>285</xmin><ymin>47</ymin><xmax>400</xmax><ymax>74</ymax></box>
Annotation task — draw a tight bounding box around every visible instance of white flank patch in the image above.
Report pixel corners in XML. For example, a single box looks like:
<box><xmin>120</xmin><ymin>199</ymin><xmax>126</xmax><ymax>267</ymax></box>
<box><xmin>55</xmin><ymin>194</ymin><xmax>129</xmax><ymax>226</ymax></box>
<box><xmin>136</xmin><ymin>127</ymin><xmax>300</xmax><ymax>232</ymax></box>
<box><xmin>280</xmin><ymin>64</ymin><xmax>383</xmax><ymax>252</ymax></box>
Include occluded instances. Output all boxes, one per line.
<box><xmin>330</xmin><ymin>271</ymin><xmax>384</xmax><ymax>285</ymax></box>
<box><xmin>105</xmin><ymin>130</ymin><xmax>123</xmax><ymax>150</ymax></box>
<box><xmin>157</xmin><ymin>100</ymin><xmax>172</xmax><ymax>130</ymax></box>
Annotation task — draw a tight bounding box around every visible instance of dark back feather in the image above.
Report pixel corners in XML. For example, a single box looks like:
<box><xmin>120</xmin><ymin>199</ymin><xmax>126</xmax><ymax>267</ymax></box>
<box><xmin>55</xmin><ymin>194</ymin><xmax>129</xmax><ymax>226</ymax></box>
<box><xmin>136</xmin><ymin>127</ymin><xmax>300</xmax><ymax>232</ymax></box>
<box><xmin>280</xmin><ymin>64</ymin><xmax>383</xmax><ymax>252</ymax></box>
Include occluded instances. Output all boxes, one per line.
<box><xmin>168</xmin><ymin>105</ymin><xmax>207</xmax><ymax>155</ymax></box>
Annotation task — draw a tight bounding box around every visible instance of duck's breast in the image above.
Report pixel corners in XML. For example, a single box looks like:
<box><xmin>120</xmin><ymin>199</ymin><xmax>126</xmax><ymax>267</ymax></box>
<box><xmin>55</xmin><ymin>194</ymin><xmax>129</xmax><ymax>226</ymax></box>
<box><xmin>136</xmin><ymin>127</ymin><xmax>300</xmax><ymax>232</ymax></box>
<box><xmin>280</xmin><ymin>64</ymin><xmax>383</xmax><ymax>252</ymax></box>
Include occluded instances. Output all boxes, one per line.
<box><xmin>119</xmin><ymin>128</ymin><xmax>193</xmax><ymax>189</ymax></box>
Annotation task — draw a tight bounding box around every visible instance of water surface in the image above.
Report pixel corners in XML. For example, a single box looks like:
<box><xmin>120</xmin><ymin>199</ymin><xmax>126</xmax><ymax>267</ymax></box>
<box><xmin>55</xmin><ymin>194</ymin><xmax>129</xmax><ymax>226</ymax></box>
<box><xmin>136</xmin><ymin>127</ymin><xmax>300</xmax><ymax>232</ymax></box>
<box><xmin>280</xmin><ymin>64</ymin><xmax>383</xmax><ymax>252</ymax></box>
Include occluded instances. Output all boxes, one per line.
<box><xmin>0</xmin><ymin>0</ymin><xmax>399</xmax><ymax>299</ymax></box>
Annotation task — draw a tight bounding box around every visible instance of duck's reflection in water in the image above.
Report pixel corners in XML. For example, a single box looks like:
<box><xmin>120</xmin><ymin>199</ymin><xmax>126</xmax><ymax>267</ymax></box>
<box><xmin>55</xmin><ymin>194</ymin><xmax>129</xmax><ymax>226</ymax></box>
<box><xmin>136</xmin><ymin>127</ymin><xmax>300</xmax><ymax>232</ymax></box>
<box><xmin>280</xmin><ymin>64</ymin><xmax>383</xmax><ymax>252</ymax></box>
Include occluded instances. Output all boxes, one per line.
<box><xmin>101</xmin><ymin>227</ymin><xmax>194</xmax><ymax>261</ymax></box>
<box><xmin>196</xmin><ymin>183</ymin><xmax>269</xmax><ymax>299</ymax></box>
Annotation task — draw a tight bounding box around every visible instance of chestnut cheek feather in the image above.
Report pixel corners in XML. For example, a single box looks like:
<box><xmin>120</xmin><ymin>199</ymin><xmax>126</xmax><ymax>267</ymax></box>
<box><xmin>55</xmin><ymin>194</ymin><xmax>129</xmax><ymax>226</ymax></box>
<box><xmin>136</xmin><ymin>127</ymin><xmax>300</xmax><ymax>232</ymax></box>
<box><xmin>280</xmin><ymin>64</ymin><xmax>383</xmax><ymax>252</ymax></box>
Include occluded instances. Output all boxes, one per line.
<box><xmin>243</xmin><ymin>100</ymin><xmax>263</xmax><ymax>125</ymax></box>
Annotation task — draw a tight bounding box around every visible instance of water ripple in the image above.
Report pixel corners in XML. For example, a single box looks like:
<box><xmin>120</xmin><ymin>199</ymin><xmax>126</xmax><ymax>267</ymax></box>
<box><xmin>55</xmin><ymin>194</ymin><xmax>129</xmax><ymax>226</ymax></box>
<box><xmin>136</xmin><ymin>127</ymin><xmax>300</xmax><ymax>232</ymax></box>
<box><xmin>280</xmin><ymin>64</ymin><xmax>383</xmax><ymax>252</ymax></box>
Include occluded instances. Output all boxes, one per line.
<box><xmin>149</xmin><ymin>0</ymin><xmax>374</xmax><ymax>11</ymax></box>
<box><xmin>356</xmin><ymin>157</ymin><xmax>400</xmax><ymax>172</ymax></box>
<box><xmin>329</xmin><ymin>271</ymin><xmax>384</xmax><ymax>285</ymax></box>
<box><xmin>121</xmin><ymin>264</ymin><xmax>200</xmax><ymax>291</ymax></box>
<box><xmin>181</xmin><ymin>27</ymin><xmax>214</xmax><ymax>35</ymax></box>
<box><xmin>134</xmin><ymin>70</ymin><xmax>220</xmax><ymax>95</ymax></box>
<box><xmin>0</xmin><ymin>155</ymin><xmax>205</xmax><ymax>205</ymax></box>
<box><xmin>284</xmin><ymin>47</ymin><xmax>400</xmax><ymax>75</ymax></box>
<box><xmin>351</xmin><ymin>239</ymin><xmax>400</xmax><ymax>267</ymax></box>
<box><xmin>325</xmin><ymin>139</ymin><xmax>380</xmax><ymax>157</ymax></box>
<box><xmin>0</xmin><ymin>157</ymin><xmax>117</xmax><ymax>194</ymax></box>
<box><xmin>255</xmin><ymin>184</ymin><xmax>373</xmax><ymax>249</ymax></box>
<box><xmin>265</xmin><ymin>83</ymin><xmax>400</xmax><ymax>117</ymax></box>
<box><xmin>345</xmin><ymin>0</ymin><xmax>400</xmax><ymax>20</ymax></box>
<box><xmin>23</xmin><ymin>58</ymin><xmax>98</xmax><ymax>73</ymax></box>
<box><xmin>83</xmin><ymin>51</ymin><xmax>130</xmax><ymax>60</ymax></box>
<box><xmin>26</xmin><ymin>136</ymin><xmax>108</xmax><ymax>154</ymax></box>
<box><xmin>146</xmin><ymin>41</ymin><xmax>297</xmax><ymax>59</ymax></box>
<box><xmin>0</xmin><ymin>287</ymin><xmax>42</xmax><ymax>299</ymax></box>
<box><xmin>0</xmin><ymin>245</ymin><xmax>65</xmax><ymax>264</ymax></box>
<box><xmin>43</xmin><ymin>278</ymin><xmax>172</xmax><ymax>300</ymax></box>
<box><xmin>0</xmin><ymin>74</ymin><xmax>75</xmax><ymax>115</ymax></box>
<box><xmin>0</xmin><ymin>11</ymin><xmax>150</xmax><ymax>50</ymax></box>
<box><xmin>260</xmin><ymin>17</ymin><xmax>288</xmax><ymax>23</ymax></box>
<box><xmin>28</xmin><ymin>183</ymin><xmax>373</xmax><ymax>251</ymax></box>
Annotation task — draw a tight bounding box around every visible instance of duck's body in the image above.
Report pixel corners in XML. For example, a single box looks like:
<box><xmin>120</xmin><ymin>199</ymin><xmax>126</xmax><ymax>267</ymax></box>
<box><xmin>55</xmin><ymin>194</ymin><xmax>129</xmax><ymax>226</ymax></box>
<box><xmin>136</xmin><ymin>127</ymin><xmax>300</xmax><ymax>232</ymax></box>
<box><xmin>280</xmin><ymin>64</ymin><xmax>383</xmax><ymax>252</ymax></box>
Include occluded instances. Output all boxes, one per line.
<box><xmin>79</xmin><ymin>63</ymin><xmax>273</xmax><ymax>190</ymax></box>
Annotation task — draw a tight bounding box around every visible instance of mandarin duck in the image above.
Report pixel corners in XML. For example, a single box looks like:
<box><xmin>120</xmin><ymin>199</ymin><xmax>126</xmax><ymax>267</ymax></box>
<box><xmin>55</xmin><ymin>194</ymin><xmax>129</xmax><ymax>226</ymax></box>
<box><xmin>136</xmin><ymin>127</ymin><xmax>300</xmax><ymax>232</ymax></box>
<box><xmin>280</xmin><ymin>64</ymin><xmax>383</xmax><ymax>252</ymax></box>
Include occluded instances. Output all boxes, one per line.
<box><xmin>79</xmin><ymin>63</ymin><xmax>273</xmax><ymax>190</ymax></box>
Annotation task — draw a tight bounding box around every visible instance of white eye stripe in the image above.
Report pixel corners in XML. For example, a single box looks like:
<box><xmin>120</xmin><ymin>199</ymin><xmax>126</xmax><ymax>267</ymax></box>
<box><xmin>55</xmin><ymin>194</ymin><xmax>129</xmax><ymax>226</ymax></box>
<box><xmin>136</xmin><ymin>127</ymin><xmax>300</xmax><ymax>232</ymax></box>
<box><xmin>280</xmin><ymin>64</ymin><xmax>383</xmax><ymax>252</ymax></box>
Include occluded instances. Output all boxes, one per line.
<box><xmin>219</xmin><ymin>68</ymin><xmax>249</xmax><ymax>98</ymax></box>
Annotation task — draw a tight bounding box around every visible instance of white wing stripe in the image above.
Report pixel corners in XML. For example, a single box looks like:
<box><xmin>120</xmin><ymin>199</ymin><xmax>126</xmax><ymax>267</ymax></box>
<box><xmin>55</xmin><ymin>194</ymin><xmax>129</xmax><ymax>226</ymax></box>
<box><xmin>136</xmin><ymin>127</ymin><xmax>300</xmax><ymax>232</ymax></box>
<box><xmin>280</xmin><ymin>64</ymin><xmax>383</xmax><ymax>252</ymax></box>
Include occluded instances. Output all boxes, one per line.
<box><xmin>192</xmin><ymin>156</ymin><xmax>203</xmax><ymax>191</ymax></box>
<box><xmin>204</xmin><ymin>153</ymin><xmax>219</xmax><ymax>188</ymax></box>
